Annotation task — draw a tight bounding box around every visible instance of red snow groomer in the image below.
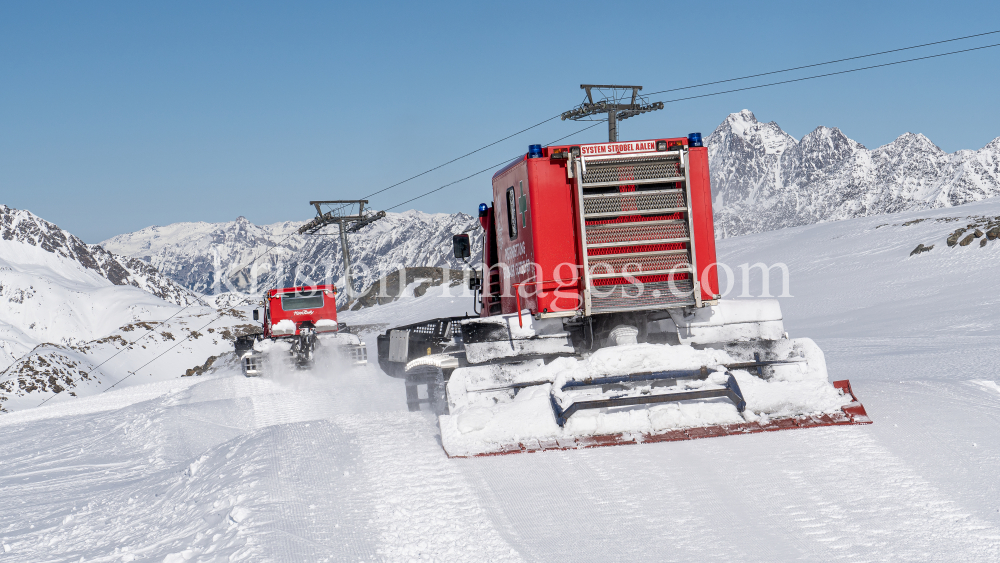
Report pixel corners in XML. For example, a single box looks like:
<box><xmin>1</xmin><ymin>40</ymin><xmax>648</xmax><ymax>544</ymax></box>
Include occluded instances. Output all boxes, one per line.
<box><xmin>235</xmin><ymin>284</ymin><xmax>367</xmax><ymax>376</ymax></box>
<box><xmin>377</xmin><ymin>135</ymin><xmax>869</xmax><ymax>457</ymax></box>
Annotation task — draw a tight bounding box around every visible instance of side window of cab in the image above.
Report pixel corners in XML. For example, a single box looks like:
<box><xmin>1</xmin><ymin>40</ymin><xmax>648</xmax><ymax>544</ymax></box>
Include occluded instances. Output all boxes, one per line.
<box><xmin>506</xmin><ymin>186</ymin><xmax>518</xmax><ymax>240</ymax></box>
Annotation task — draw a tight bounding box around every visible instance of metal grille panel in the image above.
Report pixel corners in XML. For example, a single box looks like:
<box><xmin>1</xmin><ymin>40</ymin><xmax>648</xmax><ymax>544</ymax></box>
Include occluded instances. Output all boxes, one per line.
<box><xmin>589</xmin><ymin>252</ymin><xmax>690</xmax><ymax>275</ymax></box>
<box><xmin>408</xmin><ymin>319</ymin><xmax>459</xmax><ymax>337</ymax></box>
<box><xmin>584</xmin><ymin>190</ymin><xmax>685</xmax><ymax>216</ymax></box>
<box><xmin>591</xmin><ymin>279</ymin><xmax>696</xmax><ymax>312</ymax></box>
<box><xmin>582</xmin><ymin>157</ymin><xmax>682</xmax><ymax>185</ymax></box>
<box><xmin>587</xmin><ymin>221</ymin><xmax>688</xmax><ymax>245</ymax></box>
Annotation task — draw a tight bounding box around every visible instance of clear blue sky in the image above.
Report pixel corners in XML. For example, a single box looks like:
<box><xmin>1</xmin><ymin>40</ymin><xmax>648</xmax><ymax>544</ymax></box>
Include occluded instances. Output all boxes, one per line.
<box><xmin>2</xmin><ymin>1</ymin><xmax>998</xmax><ymax>243</ymax></box>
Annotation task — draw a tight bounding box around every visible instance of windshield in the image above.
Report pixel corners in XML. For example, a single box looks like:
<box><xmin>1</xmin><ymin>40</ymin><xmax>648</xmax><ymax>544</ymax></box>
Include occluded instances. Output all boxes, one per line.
<box><xmin>280</xmin><ymin>292</ymin><xmax>324</xmax><ymax>311</ymax></box>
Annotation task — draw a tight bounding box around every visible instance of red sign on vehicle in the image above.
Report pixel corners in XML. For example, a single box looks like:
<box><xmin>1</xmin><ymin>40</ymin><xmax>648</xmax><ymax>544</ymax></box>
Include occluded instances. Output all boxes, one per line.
<box><xmin>578</xmin><ymin>140</ymin><xmax>658</xmax><ymax>156</ymax></box>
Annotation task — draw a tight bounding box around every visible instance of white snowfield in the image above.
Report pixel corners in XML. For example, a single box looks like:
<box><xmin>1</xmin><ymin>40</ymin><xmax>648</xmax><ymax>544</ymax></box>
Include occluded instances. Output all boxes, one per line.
<box><xmin>3</xmin><ymin>201</ymin><xmax>1000</xmax><ymax>561</ymax></box>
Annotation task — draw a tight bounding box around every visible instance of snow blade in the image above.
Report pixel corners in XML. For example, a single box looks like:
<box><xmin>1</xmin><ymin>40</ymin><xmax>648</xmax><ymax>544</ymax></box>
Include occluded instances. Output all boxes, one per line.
<box><xmin>550</xmin><ymin>368</ymin><xmax>747</xmax><ymax>427</ymax></box>
<box><xmin>449</xmin><ymin>379</ymin><xmax>870</xmax><ymax>458</ymax></box>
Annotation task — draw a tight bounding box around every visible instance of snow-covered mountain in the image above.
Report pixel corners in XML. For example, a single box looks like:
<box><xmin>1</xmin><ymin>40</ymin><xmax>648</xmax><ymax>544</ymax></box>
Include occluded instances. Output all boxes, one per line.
<box><xmin>101</xmin><ymin>210</ymin><xmax>483</xmax><ymax>297</ymax></box>
<box><xmin>0</xmin><ymin>205</ymin><xmax>252</xmax><ymax>411</ymax></box>
<box><xmin>708</xmin><ymin>110</ymin><xmax>1000</xmax><ymax>237</ymax></box>
<box><xmin>1</xmin><ymin>205</ymin><xmax>202</xmax><ymax>306</ymax></box>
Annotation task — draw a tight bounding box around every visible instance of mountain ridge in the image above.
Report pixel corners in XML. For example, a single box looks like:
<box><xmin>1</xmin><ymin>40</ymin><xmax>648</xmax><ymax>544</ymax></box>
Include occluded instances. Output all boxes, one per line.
<box><xmin>99</xmin><ymin>110</ymin><xmax>1000</xmax><ymax>294</ymax></box>
<box><xmin>708</xmin><ymin>109</ymin><xmax>1000</xmax><ymax>237</ymax></box>
<box><xmin>101</xmin><ymin>210</ymin><xmax>484</xmax><ymax>297</ymax></box>
<box><xmin>1</xmin><ymin>205</ymin><xmax>203</xmax><ymax>306</ymax></box>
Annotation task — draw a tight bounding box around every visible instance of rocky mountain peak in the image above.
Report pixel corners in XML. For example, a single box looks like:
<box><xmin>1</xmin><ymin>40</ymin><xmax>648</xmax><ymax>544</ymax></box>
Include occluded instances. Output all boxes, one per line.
<box><xmin>880</xmin><ymin>132</ymin><xmax>942</xmax><ymax>155</ymax></box>
<box><xmin>723</xmin><ymin>109</ymin><xmax>757</xmax><ymax>129</ymax></box>
<box><xmin>708</xmin><ymin>111</ymin><xmax>1000</xmax><ymax>237</ymax></box>
<box><xmin>798</xmin><ymin>125</ymin><xmax>864</xmax><ymax>151</ymax></box>
<box><xmin>0</xmin><ymin>205</ymin><xmax>202</xmax><ymax>306</ymax></box>
<box><xmin>2</xmin><ymin>205</ymin><xmax>98</xmax><ymax>268</ymax></box>
<box><xmin>711</xmin><ymin>109</ymin><xmax>795</xmax><ymax>156</ymax></box>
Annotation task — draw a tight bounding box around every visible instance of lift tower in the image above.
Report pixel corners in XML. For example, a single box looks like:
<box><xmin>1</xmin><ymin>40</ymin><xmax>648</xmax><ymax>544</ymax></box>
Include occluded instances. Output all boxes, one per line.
<box><xmin>298</xmin><ymin>200</ymin><xmax>385</xmax><ymax>305</ymax></box>
<box><xmin>561</xmin><ymin>84</ymin><xmax>664</xmax><ymax>142</ymax></box>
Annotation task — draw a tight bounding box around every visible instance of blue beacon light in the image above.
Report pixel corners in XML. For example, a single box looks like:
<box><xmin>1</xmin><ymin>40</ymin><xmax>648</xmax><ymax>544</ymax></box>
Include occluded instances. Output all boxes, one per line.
<box><xmin>478</xmin><ymin>203</ymin><xmax>489</xmax><ymax>217</ymax></box>
<box><xmin>687</xmin><ymin>133</ymin><xmax>703</xmax><ymax>147</ymax></box>
<box><xmin>528</xmin><ymin>144</ymin><xmax>543</xmax><ymax>158</ymax></box>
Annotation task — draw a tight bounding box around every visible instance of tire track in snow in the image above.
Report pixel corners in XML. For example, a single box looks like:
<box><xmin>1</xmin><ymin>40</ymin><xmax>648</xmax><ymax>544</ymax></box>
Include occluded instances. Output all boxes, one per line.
<box><xmin>340</xmin><ymin>412</ymin><xmax>523</xmax><ymax>562</ymax></box>
<box><xmin>705</xmin><ymin>428</ymin><xmax>1000</xmax><ymax>561</ymax></box>
<box><xmin>740</xmin><ymin>427</ymin><xmax>1000</xmax><ymax>561</ymax></box>
<box><xmin>856</xmin><ymin>380</ymin><xmax>1000</xmax><ymax>528</ymax></box>
<box><xmin>460</xmin><ymin>443</ymin><xmax>788</xmax><ymax>562</ymax></box>
<box><xmin>0</xmin><ymin>393</ymin><xmax>260</xmax><ymax>562</ymax></box>
<box><xmin>248</xmin><ymin>422</ymin><xmax>380</xmax><ymax>562</ymax></box>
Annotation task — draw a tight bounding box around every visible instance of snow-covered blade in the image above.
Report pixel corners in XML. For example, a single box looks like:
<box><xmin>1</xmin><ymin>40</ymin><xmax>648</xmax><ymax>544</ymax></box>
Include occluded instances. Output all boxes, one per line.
<box><xmin>441</xmin><ymin>340</ymin><xmax>868</xmax><ymax>457</ymax></box>
<box><xmin>550</xmin><ymin>367</ymin><xmax>747</xmax><ymax>427</ymax></box>
<box><xmin>239</xmin><ymin>331</ymin><xmax>368</xmax><ymax>377</ymax></box>
<box><xmin>459</xmin><ymin>379</ymin><xmax>868</xmax><ymax>457</ymax></box>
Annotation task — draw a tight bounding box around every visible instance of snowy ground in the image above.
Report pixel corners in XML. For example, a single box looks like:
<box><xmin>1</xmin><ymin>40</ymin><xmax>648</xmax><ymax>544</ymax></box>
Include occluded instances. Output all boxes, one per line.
<box><xmin>2</xmin><ymin>201</ymin><xmax>1000</xmax><ymax>561</ymax></box>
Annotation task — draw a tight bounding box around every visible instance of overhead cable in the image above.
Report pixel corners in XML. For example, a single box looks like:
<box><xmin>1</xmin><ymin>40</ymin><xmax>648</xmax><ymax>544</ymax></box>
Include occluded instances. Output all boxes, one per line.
<box><xmin>649</xmin><ymin>42</ymin><xmax>1000</xmax><ymax>106</ymax></box>
<box><xmin>364</xmin><ymin>29</ymin><xmax>1000</xmax><ymax>203</ymax></box>
<box><xmin>644</xmin><ymin>29</ymin><xmax>1000</xmax><ymax>96</ymax></box>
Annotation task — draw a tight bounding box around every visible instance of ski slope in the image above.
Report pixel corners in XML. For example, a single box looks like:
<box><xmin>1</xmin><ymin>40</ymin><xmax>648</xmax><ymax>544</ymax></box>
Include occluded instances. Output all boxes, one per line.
<box><xmin>2</xmin><ymin>201</ymin><xmax>1000</xmax><ymax>561</ymax></box>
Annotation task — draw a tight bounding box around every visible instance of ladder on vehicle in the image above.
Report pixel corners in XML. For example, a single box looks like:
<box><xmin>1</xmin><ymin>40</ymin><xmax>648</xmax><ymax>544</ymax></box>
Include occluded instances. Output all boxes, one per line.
<box><xmin>573</xmin><ymin>149</ymin><xmax>701</xmax><ymax>315</ymax></box>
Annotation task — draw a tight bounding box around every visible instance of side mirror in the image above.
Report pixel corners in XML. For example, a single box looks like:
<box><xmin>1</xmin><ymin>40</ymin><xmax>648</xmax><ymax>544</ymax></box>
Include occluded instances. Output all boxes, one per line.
<box><xmin>253</xmin><ymin>309</ymin><xmax>260</xmax><ymax>321</ymax></box>
<box><xmin>453</xmin><ymin>233</ymin><xmax>471</xmax><ymax>260</ymax></box>
<box><xmin>469</xmin><ymin>274</ymin><xmax>482</xmax><ymax>291</ymax></box>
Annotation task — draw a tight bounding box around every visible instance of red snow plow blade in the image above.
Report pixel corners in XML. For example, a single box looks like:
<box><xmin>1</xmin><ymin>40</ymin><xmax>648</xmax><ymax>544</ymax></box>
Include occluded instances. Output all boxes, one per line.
<box><xmin>453</xmin><ymin>380</ymin><xmax>871</xmax><ymax>458</ymax></box>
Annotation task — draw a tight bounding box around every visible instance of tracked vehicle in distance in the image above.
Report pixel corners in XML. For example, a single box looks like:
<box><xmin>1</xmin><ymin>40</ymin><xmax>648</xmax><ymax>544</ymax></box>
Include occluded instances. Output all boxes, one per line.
<box><xmin>235</xmin><ymin>284</ymin><xmax>367</xmax><ymax>377</ymax></box>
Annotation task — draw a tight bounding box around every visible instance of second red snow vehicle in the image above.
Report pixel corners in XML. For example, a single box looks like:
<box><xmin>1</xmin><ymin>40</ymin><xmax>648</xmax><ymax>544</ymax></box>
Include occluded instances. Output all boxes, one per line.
<box><xmin>235</xmin><ymin>284</ymin><xmax>367</xmax><ymax>376</ymax></box>
<box><xmin>377</xmin><ymin>134</ymin><xmax>870</xmax><ymax>457</ymax></box>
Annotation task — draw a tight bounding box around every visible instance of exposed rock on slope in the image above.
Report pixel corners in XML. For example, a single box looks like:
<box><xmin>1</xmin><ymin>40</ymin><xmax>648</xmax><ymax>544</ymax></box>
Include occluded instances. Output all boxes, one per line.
<box><xmin>348</xmin><ymin>266</ymin><xmax>471</xmax><ymax>310</ymax></box>
<box><xmin>0</xmin><ymin>205</ymin><xmax>249</xmax><ymax>411</ymax></box>
<box><xmin>708</xmin><ymin>110</ymin><xmax>1000</xmax><ymax>237</ymax></box>
<box><xmin>0</xmin><ymin>345</ymin><xmax>101</xmax><ymax>411</ymax></box>
<box><xmin>101</xmin><ymin>211</ymin><xmax>484</xmax><ymax>297</ymax></box>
